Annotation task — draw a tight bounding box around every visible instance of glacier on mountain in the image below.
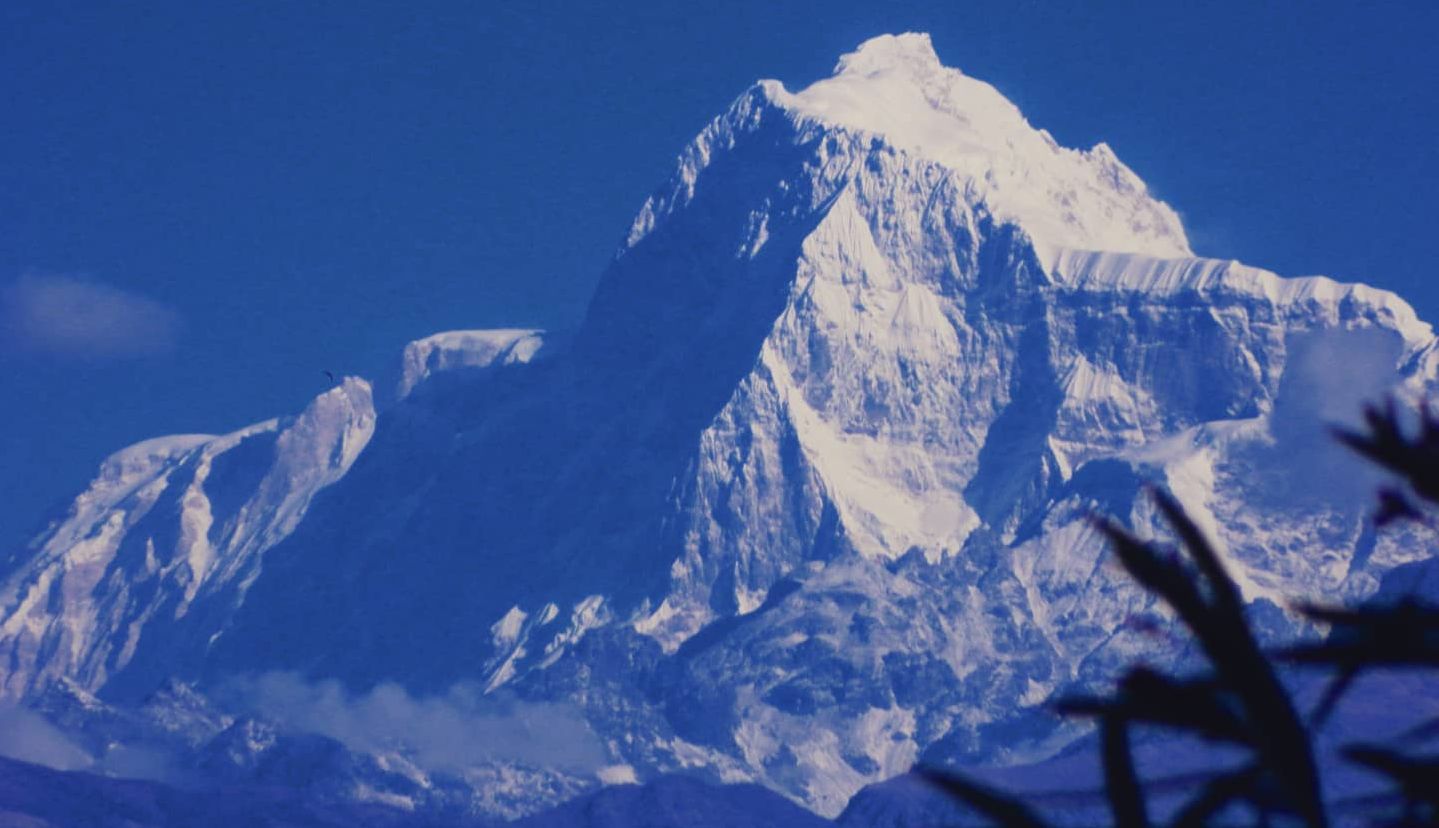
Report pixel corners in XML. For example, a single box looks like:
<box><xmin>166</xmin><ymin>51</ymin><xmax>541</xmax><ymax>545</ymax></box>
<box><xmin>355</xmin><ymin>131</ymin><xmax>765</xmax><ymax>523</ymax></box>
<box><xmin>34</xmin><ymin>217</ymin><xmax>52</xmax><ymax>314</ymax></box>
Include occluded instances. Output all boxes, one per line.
<box><xmin>0</xmin><ymin>32</ymin><xmax>1434</xmax><ymax>818</ymax></box>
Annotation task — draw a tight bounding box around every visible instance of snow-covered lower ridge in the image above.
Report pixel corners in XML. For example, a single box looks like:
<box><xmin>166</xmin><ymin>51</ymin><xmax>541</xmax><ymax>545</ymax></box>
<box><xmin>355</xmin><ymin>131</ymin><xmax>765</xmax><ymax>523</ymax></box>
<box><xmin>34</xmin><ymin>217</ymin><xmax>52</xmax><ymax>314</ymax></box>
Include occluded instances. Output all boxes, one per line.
<box><xmin>0</xmin><ymin>378</ymin><xmax>375</xmax><ymax>699</ymax></box>
<box><xmin>1049</xmin><ymin>248</ymin><xmax>1434</xmax><ymax>347</ymax></box>
<box><xmin>0</xmin><ymin>321</ymin><xmax>552</xmax><ymax>700</ymax></box>
<box><xmin>3</xmin><ymin>32</ymin><xmax>1439</xmax><ymax>822</ymax></box>
<box><xmin>395</xmin><ymin>328</ymin><xmax>546</xmax><ymax>400</ymax></box>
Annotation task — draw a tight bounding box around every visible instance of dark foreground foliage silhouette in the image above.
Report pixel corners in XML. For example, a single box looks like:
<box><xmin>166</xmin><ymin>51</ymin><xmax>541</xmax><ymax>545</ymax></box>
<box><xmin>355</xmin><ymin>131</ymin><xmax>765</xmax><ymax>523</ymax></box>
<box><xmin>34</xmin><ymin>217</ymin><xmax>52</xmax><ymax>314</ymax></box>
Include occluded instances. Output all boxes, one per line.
<box><xmin>922</xmin><ymin>400</ymin><xmax>1439</xmax><ymax>828</ymax></box>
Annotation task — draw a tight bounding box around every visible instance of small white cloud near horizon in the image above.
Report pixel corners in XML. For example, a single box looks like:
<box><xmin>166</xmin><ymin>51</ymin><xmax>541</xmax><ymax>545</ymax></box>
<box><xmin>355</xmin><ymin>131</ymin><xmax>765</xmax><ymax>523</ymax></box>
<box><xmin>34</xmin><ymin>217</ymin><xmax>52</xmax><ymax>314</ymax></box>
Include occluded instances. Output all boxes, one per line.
<box><xmin>1</xmin><ymin>273</ymin><xmax>181</xmax><ymax>358</ymax></box>
<box><xmin>222</xmin><ymin>671</ymin><xmax>611</xmax><ymax>773</ymax></box>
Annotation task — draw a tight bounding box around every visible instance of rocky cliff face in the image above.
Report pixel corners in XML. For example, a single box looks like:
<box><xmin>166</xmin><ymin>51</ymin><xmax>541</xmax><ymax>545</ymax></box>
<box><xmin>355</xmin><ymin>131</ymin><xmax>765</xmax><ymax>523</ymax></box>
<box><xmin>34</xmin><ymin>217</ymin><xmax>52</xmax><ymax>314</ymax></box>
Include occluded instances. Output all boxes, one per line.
<box><xmin>1</xmin><ymin>33</ymin><xmax>1433</xmax><ymax>818</ymax></box>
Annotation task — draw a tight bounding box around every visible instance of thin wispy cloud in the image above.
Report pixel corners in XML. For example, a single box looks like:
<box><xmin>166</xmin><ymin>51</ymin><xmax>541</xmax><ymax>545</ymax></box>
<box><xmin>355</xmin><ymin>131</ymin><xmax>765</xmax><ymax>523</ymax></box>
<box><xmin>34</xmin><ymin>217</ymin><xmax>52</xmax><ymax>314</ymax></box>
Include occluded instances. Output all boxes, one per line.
<box><xmin>223</xmin><ymin>672</ymin><xmax>610</xmax><ymax>773</ymax></box>
<box><xmin>0</xmin><ymin>705</ymin><xmax>92</xmax><ymax>772</ymax></box>
<box><xmin>1</xmin><ymin>273</ymin><xmax>181</xmax><ymax>358</ymax></box>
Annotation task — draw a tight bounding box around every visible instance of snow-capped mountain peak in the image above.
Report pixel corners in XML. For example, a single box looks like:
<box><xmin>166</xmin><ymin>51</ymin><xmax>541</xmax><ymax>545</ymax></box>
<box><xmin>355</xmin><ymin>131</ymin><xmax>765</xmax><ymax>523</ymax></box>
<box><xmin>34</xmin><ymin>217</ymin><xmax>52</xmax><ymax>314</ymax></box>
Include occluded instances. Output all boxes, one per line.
<box><xmin>831</xmin><ymin>31</ymin><xmax>945</xmax><ymax>77</ymax></box>
<box><xmin>763</xmin><ymin>32</ymin><xmax>1191</xmax><ymax>260</ymax></box>
<box><xmin>2</xmin><ymin>32</ymin><xmax>1435</xmax><ymax>821</ymax></box>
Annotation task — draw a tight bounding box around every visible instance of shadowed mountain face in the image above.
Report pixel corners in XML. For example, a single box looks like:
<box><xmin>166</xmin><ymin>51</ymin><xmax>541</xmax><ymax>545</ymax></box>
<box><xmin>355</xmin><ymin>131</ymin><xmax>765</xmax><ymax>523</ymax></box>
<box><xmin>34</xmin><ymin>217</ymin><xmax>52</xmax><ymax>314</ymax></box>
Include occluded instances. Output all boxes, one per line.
<box><xmin>2</xmin><ymin>33</ymin><xmax>1436</xmax><ymax>817</ymax></box>
<box><xmin>206</xmin><ymin>102</ymin><xmax>831</xmax><ymax>688</ymax></box>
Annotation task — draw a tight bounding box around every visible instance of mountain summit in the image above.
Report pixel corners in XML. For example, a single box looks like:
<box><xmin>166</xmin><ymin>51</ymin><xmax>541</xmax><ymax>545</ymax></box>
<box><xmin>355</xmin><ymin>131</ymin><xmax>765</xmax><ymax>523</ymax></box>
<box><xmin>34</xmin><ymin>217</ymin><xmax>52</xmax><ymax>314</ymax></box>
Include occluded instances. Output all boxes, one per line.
<box><xmin>763</xmin><ymin>33</ymin><xmax>1190</xmax><ymax>259</ymax></box>
<box><xmin>1</xmin><ymin>34</ymin><xmax>1433</xmax><ymax>817</ymax></box>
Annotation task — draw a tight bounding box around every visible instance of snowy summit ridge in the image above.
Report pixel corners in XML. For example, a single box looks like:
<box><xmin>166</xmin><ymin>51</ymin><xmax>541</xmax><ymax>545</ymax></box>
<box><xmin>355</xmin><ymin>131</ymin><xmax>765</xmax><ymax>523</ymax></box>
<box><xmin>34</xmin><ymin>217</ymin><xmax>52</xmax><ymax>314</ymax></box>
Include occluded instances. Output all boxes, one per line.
<box><xmin>763</xmin><ymin>33</ymin><xmax>1192</xmax><ymax>260</ymax></box>
<box><xmin>0</xmin><ymin>33</ymin><xmax>1435</xmax><ymax>821</ymax></box>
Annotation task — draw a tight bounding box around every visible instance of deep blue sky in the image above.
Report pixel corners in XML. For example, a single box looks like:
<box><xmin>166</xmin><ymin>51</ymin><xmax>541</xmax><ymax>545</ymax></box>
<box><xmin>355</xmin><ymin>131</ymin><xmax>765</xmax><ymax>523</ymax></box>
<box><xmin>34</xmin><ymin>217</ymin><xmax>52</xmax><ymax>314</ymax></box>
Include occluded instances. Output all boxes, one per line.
<box><xmin>2</xmin><ymin>1</ymin><xmax>1436</xmax><ymax>543</ymax></box>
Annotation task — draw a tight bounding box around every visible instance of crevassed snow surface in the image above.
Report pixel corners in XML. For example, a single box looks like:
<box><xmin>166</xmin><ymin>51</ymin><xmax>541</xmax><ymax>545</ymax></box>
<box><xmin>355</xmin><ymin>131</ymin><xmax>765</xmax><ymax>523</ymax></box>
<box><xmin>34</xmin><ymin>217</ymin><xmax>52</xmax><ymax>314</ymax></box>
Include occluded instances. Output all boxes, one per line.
<box><xmin>1</xmin><ymin>32</ymin><xmax>1436</xmax><ymax>820</ymax></box>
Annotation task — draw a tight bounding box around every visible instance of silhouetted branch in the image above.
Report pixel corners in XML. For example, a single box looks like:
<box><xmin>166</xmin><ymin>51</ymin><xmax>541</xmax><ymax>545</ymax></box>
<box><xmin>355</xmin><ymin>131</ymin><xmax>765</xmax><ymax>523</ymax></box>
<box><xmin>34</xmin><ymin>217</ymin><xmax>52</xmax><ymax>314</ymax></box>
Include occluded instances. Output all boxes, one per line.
<box><xmin>1099</xmin><ymin>716</ymin><xmax>1149</xmax><ymax>828</ymax></box>
<box><xmin>1056</xmin><ymin>667</ymin><xmax>1249</xmax><ymax>746</ymax></box>
<box><xmin>1343</xmin><ymin>744</ymin><xmax>1439</xmax><ymax>820</ymax></box>
<box><xmin>1280</xmin><ymin>600</ymin><xmax>1439</xmax><ymax>724</ymax></box>
<box><xmin>924</xmin><ymin>394</ymin><xmax>1439</xmax><ymax>828</ymax></box>
<box><xmin>1098</xmin><ymin>494</ymin><xmax>1327</xmax><ymax>828</ymax></box>
<box><xmin>1170</xmin><ymin>766</ymin><xmax>1260</xmax><ymax>828</ymax></box>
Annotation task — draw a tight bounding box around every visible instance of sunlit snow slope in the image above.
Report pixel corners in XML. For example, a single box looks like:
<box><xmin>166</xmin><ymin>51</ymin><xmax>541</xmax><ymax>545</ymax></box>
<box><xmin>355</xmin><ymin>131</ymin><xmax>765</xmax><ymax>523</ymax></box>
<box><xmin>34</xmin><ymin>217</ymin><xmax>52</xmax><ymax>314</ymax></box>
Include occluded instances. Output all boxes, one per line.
<box><xmin>2</xmin><ymin>33</ymin><xmax>1435</xmax><ymax>817</ymax></box>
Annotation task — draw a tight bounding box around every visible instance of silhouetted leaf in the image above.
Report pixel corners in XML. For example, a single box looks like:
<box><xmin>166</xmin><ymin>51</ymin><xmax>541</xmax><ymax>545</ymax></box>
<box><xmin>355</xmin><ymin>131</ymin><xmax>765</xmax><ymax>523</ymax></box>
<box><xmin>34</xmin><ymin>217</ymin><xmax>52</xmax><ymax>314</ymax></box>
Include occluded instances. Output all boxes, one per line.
<box><xmin>1335</xmin><ymin>398</ymin><xmax>1439</xmax><ymax>509</ymax></box>
<box><xmin>1375</xmin><ymin>487</ymin><xmax>1422</xmax><ymax>528</ymax></box>
<box><xmin>1282</xmin><ymin>601</ymin><xmax>1439</xmax><ymax>717</ymax></box>
<box><xmin>1151</xmin><ymin>488</ymin><xmax>1241</xmax><ymax>615</ymax></box>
